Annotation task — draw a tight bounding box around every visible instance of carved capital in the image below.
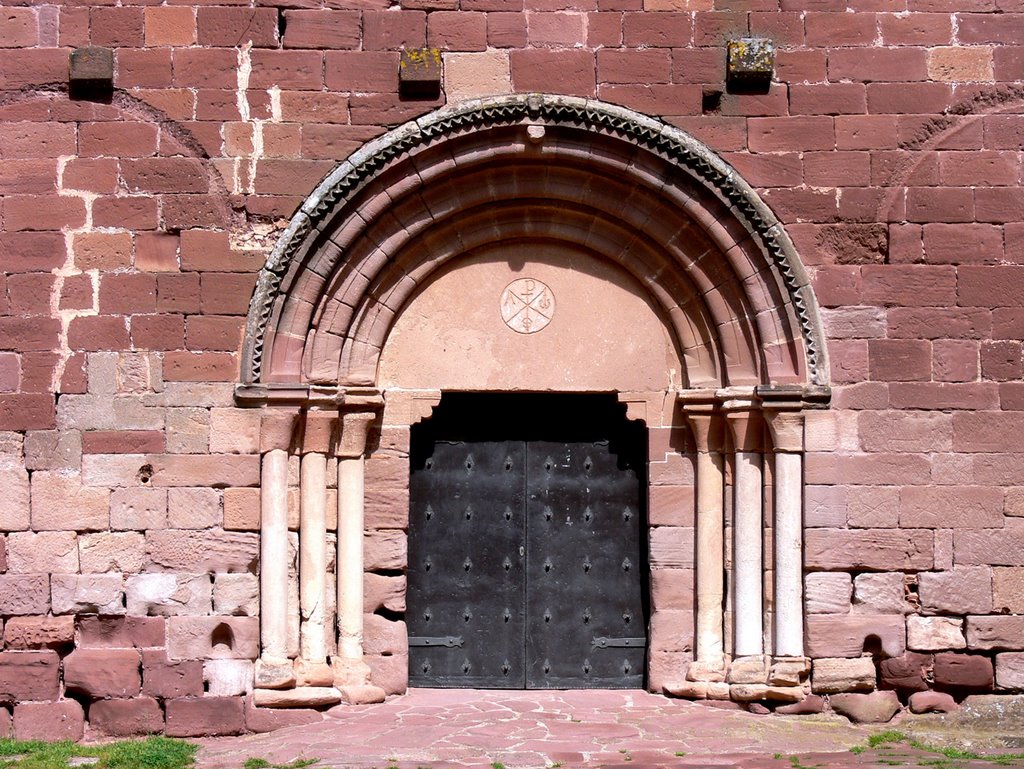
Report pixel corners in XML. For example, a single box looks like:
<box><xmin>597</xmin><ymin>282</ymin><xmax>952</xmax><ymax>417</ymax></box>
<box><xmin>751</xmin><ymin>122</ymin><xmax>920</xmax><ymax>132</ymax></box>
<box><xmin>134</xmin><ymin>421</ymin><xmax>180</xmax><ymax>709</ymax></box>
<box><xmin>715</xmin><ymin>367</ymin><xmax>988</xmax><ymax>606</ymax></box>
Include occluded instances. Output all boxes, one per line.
<box><xmin>300</xmin><ymin>409</ymin><xmax>338</xmax><ymax>455</ymax></box>
<box><xmin>722</xmin><ymin>400</ymin><xmax>763</xmax><ymax>452</ymax></box>
<box><xmin>260</xmin><ymin>409</ymin><xmax>299</xmax><ymax>453</ymax></box>
<box><xmin>679</xmin><ymin>407</ymin><xmax>724</xmax><ymax>454</ymax></box>
<box><xmin>336</xmin><ymin>411</ymin><xmax>377</xmax><ymax>458</ymax></box>
<box><xmin>763</xmin><ymin>409</ymin><xmax>805</xmax><ymax>453</ymax></box>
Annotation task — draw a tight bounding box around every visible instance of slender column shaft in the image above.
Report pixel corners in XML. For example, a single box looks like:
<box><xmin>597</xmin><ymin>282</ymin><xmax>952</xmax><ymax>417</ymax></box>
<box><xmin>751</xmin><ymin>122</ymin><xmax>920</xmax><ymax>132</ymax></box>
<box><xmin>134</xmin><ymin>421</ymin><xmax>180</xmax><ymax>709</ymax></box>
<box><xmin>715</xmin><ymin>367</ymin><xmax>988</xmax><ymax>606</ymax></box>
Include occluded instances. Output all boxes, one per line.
<box><xmin>260</xmin><ymin>448</ymin><xmax>290</xmax><ymax>661</ymax></box>
<box><xmin>337</xmin><ymin>454</ymin><xmax>365</xmax><ymax>660</ymax></box>
<box><xmin>732</xmin><ymin>449</ymin><xmax>764</xmax><ymax>656</ymax></box>
<box><xmin>695</xmin><ymin>448</ymin><xmax>725</xmax><ymax>664</ymax></box>
<box><xmin>299</xmin><ymin>450</ymin><xmax>328</xmax><ymax>663</ymax></box>
<box><xmin>774</xmin><ymin>450</ymin><xmax>804</xmax><ymax>656</ymax></box>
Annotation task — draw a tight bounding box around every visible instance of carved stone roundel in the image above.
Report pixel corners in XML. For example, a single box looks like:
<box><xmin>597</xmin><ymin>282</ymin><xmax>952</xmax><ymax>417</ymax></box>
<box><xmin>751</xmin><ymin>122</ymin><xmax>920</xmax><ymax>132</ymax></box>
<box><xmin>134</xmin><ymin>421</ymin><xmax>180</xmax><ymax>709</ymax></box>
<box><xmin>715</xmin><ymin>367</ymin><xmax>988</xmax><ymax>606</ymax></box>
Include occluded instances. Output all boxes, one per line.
<box><xmin>501</xmin><ymin>279</ymin><xmax>555</xmax><ymax>334</ymax></box>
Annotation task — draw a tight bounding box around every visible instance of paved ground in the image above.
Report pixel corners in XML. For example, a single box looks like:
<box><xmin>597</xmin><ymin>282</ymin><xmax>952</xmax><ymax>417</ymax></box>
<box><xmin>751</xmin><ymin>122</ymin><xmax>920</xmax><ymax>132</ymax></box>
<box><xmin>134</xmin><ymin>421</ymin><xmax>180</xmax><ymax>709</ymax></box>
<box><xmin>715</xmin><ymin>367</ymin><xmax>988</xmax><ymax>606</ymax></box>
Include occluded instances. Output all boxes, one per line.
<box><xmin>196</xmin><ymin>690</ymin><xmax>1024</xmax><ymax>769</ymax></box>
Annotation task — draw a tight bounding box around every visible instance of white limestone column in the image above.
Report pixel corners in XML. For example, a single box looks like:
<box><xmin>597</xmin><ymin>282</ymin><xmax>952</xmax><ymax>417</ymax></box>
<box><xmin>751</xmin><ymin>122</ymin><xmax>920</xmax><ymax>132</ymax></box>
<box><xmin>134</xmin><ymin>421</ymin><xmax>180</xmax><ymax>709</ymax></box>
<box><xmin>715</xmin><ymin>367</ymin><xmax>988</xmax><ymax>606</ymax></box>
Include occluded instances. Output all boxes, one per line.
<box><xmin>726</xmin><ymin>406</ymin><xmax>764</xmax><ymax>658</ymax></box>
<box><xmin>256</xmin><ymin>409</ymin><xmax>298</xmax><ymax>689</ymax></box>
<box><xmin>683</xmin><ymin>407</ymin><xmax>726</xmax><ymax>672</ymax></box>
<box><xmin>297</xmin><ymin>410</ymin><xmax>336</xmax><ymax>686</ymax></box>
<box><xmin>764</xmin><ymin>409</ymin><xmax>806</xmax><ymax>658</ymax></box>
<box><xmin>333</xmin><ymin>410</ymin><xmax>379</xmax><ymax>692</ymax></box>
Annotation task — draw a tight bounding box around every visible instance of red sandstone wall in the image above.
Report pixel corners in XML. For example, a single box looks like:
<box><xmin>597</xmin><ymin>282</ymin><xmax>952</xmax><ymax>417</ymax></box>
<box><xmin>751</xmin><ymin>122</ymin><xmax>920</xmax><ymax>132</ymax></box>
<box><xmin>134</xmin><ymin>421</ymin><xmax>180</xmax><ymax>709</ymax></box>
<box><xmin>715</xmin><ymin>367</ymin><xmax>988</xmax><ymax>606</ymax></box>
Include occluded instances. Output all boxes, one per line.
<box><xmin>1</xmin><ymin>0</ymin><xmax>1024</xmax><ymax>737</ymax></box>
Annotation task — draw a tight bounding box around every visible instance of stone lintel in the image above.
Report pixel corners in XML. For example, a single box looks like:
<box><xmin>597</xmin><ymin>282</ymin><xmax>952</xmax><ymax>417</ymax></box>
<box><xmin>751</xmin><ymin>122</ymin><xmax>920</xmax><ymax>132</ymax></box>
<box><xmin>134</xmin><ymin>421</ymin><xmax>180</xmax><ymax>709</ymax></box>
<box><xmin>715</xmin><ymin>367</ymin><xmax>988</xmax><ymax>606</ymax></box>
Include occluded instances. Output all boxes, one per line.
<box><xmin>235</xmin><ymin>384</ymin><xmax>384</xmax><ymax>410</ymax></box>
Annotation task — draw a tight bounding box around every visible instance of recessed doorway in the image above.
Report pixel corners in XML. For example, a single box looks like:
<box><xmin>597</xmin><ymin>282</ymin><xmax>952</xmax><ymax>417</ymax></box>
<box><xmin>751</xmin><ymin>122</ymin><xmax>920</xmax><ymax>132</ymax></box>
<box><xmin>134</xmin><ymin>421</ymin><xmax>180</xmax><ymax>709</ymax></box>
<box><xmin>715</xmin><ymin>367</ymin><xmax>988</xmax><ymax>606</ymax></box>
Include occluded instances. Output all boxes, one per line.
<box><xmin>407</xmin><ymin>394</ymin><xmax>649</xmax><ymax>689</ymax></box>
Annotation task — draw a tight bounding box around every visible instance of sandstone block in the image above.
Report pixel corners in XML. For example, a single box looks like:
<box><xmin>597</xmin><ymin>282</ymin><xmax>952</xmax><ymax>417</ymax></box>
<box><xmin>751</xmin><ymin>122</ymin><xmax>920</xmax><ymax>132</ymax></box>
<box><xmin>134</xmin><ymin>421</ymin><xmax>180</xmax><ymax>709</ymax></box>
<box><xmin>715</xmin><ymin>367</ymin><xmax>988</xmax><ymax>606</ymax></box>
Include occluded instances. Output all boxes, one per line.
<box><xmin>165</xmin><ymin>408</ymin><xmax>210</xmax><ymax>454</ymax></box>
<box><xmin>30</xmin><ymin>471</ymin><xmax>108</xmax><ymax>531</ymax></box>
<box><xmin>934</xmin><ymin>652</ymin><xmax>994</xmax><ymax>691</ymax></box>
<box><xmin>13</xmin><ymin>700</ymin><xmax>84</xmax><ymax>741</ymax></box>
<box><xmin>0</xmin><ymin>465</ymin><xmax>30</xmax><ymax>530</ymax></box>
<box><xmin>649</xmin><ymin>568</ymin><xmax>693</xmax><ymax>611</ymax></box>
<box><xmin>167</xmin><ymin>616</ymin><xmax>259</xmax><ymax>660</ymax></box>
<box><xmin>209</xmin><ymin>409</ymin><xmax>262</xmax><ymax>454</ymax></box>
<box><xmin>996</xmin><ymin>653</ymin><xmax>1024</xmax><ymax>690</ymax></box>
<box><xmin>664</xmin><ymin>680</ymin><xmax>707</xmax><ymax>698</ymax></box>
<box><xmin>204</xmin><ymin>659</ymin><xmax>253</xmax><ymax>696</ymax></box>
<box><xmin>811</xmin><ymin>657</ymin><xmax>876</xmax><ymax>694</ymax></box>
<box><xmin>89</xmin><ymin>696</ymin><xmax>164</xmax><ymax>736</ymax></box>
<box><xmin>363</xmin><ymin>614</ymin><xmax>408</xmax><ymax>657</ymax></box>
<box><xmin>0</xmin><ymin>650</ymin><xmax>60</xmax><ymax>701</ymax></box>
<box><xmin>244</xmin><ymin>701</ymin><xmax>323</xmax><ymax>732</ymax></box>
<box><xmin>908</xmin><ymin>616</ymin><xmax>966</xmax><ymax>651</ymax></box>
<box><xmin>0</xmin><ymin>707</ymin><xmax>10</xmax><ymax>738</ymax></box>
<box><xmin>775</xmin><ymin>694</ymin><xmax>825</xmax><ymax>715</ymax></box>
<box><xmin>649</xmin><ymin>610</ymin><xmax>694</xmax><ymax>654</ymax></box>
<box><xmin>51</xmin><ymin>573</ymin><xmax>124</xmax><ymax>615</ymax></box>
<box><xmin>364</xmin><ymin>529</ymin><xmax>407</xmax><ymax>571</ymax></box>
<box><xmin>920</xmin><ymin>568</ymin><xmax>992</xmax><ymax>615</ymax></box>
<box><xmin>806</xmin><ymin>614</ymin><xmax>905</xmax><ymax>658</ymax></box>
<box><xmin>146</xmin><ymin>529</ymin><xmax>259</xmax><ymax>573</ymax></box>
<box><xmin>830</xmin><ymin>690</ymin><xmax>900</xmax><ymax>723</ymax></box>
<box><xmin>7</xmin><ymin>531</ymin><xmax>78</xmax><ymax>574</ymax></box>
<box><xmin>213</xmin><ymin>573</ymin><xmax>259</xmax><ymax>616</ymax></box>
<box><xmin>727</xmin><ymin>656</ymin><xmax>769</xmax><ymax>685</ymax></box>
<box><xmin>79</xmin><ymin>531</ymin><xmax>146</xmax><ymax>573</ymax></box>
<box><xmin>255</xmin><ymin>658</ymin><xmax>296</xmax><ymax>689</ymax></box>
<box><xmin>2</xmin><ymin>616</ymin><xmax>74</xmax><ymax>649</ymax></box>
<box><xmin>0</xmin><ymin>575</ymin><xmax>50</xmax><ymax>615</ymax></box>
<box><xmin>338</xmin><ymin>684</ymin><xmax>385</xmax><ymax>705</ymax></box>
<box><xmin>880</xmin><ymin>652</ymin><xmax>932</xmax><ymax>692</ymax></box>
<box><xmin>805</xmin><ymin>572</ymin><xmax>852</xmax><ymax>614</ymax></box>
<box><xmin>110</xmin><ymin>487</ymin><xmax>167</xmax><ymax>530</ymax></box>
<box><xmin>364</xmin><ymin>573</ymin><xmax>405</xmax><ymax>614</ymax></box>
<box><xmin>909</xmin><ymin>691</ymin><xmax>958</xmax><ymax>714</ymax></box>
<box><xmin>994</xmin><ymin>568</ymin><xmax>1024</xmax><ymax>614</ymax></box>
<box><xmin>126</xmin><ymin>572</ymin><xmax>211</xmax><ymax>616</ymax></box>
<box><xmin>805</xmin><ymin>529</ymin><xmax>933</xmax><ymax>571</ymax></box>
<box><xmin>648</xmin><ymin>526</ymin><xmax>694</xmax><ymax>569</ymax></box>
<box><xmin>165</xmin><ymin>696</ymin><xmax>245</xmax><ymax>737</ymax></box>
<box><xmin>141</xmin><ymin>650</ymin><xmax>204</xmax><ymax>698</ymax></box>
<box><xmin>254</xmin><ymin>686</ymin><xmax>342</xmax><ymax>707</ymax></box>
<box><xmin>966</xmin><ymin>616</ymin><xmax>1024</xmax><ymax>650</ymax></box>
<box><xmin>444</xmin><ymin>51</ymin><xmax>511</xmax><ymax>102</ymax></box>
<box><xmin>364</xmin><ymin>485</ymin><xmax>408</xmax><ymax>529</ymax></box>
<box><xmin>769</xmin><ymin>658</ymin><xmax>810</xmax><ymax>687</ymax></box>
<box><xmin>65</xmin><ymin>648</ymin><xmax>141</xmax><ymax>698</ymax></box>
<box><xmin>853</xmin><ymin>572</ymin><xmax>908</xmax><ymax>614</ymax></box>
<box><xmin>167</xmin><ymin>487</ymin><xmax>221</xmax><ymax>529</ymax></box>
<box><xmin>78</xmin><ymin>615</ymin><xmax>165</xmax><ymax>648</ymax></box>
<box><xmin>223</xmin><ymin>487</ymin><xmax>259</xmax><ymax>531</ymax></box>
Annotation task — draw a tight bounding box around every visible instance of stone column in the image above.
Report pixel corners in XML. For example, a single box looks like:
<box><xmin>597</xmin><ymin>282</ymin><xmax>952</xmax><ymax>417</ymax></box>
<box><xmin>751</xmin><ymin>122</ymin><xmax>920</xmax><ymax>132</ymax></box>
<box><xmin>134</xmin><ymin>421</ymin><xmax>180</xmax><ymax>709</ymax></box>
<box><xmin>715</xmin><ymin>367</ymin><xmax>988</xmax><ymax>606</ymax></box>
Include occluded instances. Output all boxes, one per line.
<box><xmin>764</xmin><ymin>408</ymin><xmax>806</xmax><ymax>658</ymax></box>
<box><xmin>296</xmin><ymin>409</ymin><xmax>336</xmax><ymax>687</ymax></box>
<box><xmin>332</xmin><ymin>410</ymin><xmax>384</xmax><ymax>702</ymax></box>
<box><xmin>256</xmin><ymin>410</ymin><xmax>297</xmax><ymax>690</ymax></box>
<box><xmin>682</xmin><ymin>404</ymin><xmax>726</xmax><ymax>676</ymax></box>
<box><xmin>725</xmin><ymin>402</ymin><xmax>764</xmax><ymax>658</ymax></box>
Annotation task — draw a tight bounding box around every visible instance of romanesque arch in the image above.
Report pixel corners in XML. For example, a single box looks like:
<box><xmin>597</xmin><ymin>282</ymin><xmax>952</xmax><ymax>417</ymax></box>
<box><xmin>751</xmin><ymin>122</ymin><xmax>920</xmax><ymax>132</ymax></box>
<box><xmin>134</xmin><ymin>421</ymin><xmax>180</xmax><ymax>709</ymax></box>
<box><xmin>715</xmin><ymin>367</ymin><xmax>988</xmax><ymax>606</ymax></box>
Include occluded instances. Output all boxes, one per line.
<box><xmin>238</xmin><ymin>95</ymin><xmax>831</xmax><ymax>705</ymax></box>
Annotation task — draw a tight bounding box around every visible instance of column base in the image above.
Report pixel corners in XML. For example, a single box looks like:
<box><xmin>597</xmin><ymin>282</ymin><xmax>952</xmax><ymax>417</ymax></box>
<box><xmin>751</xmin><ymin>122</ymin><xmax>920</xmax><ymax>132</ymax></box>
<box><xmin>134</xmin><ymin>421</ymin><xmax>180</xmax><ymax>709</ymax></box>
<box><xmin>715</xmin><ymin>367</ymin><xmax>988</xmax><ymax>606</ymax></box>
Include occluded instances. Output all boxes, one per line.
<box><xmin>295</xmin><ymin>659</ymin><xmax>335</xmax><ymax>687</ymax></box>
<box><xmin>727</xmin><ymin>655</ymin><xmax>769</xmax><ymax>685</ymax></box>
<box><xmin>254</xmin><ymin>686</ymin><xmax>342</xmax><ymax>708</ymax></box>
<box><xmin>769</xmin><ymin>656</ymin><xmax>811</xmax><ymax>686</ymax></box>
<box><xmin>255</xmin><ymin>657</ymin><xmax>296</xmax><ymax>689</ymax></box>
<box><xmin>339</xmin><ymin>684</ymin><xmax>387</xmax><ymax>705</ymax></box>
<box><xmin>687</xmin><ymin>659</ymin><xmax>727</xmax><ymax>682</ymax></box>
<box><xmin>332</xmin><ymin>656</ymin><xmax>372</xmax><ymax>687</ymax></box>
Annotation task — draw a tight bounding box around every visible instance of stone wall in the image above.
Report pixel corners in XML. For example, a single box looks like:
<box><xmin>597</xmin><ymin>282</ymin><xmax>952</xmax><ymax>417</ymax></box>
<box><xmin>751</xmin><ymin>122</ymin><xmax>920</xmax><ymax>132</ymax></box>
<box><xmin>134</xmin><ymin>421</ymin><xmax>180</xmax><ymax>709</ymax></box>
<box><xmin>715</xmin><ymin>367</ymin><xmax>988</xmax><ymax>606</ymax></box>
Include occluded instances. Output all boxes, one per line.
<box><xmin>0</xmin><ymin>0</ymin><xmax>1023</xmax><ymax>737</ymax></box>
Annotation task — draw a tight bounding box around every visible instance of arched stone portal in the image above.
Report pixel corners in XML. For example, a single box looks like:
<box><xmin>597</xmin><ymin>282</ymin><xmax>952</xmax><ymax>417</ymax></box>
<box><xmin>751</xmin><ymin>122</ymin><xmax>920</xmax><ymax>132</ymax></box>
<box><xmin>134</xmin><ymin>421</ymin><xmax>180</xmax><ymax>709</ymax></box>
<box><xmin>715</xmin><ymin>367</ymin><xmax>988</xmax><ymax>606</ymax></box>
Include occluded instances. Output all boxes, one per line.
<box><xmin>237</xmin><ymin>95</ymin><xmax>830</xmax><ymax>706</ymax></box>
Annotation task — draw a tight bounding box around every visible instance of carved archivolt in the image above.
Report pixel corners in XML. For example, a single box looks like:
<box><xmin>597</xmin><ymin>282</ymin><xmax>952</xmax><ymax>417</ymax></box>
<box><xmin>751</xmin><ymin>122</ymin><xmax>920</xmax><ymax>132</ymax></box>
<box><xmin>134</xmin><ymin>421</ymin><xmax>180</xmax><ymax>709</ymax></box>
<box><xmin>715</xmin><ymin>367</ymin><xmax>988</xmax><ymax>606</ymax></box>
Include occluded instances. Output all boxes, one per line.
<box><xmin>241</xmin><ymin>94</ymin><xmax>830</xmax><ymax>392</ymax></box>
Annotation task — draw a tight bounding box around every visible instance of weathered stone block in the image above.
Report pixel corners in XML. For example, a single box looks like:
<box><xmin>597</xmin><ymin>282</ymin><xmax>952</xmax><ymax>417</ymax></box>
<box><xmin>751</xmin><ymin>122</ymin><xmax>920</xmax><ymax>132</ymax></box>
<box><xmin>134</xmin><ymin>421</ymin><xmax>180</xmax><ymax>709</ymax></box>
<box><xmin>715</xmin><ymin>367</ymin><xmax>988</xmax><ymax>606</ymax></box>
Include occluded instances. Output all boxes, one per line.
<box><xmin>2</xmin><ymin>616</ymin><xmax>74</xmax><ymax>649</ymax></box>
<box><xmin>165</xmin><ymin>408</ymin><xmax>210</xmax><ymax>454</ymax></box>
<box><xmin>0</xmin><ymin>650</ymin><xmax>60</xmax><ymax>701</ymax></box>
<box><xmin>110</xmin><ymin>487</ymin><xmax>168</xmax><ymax>530</ymax></box>
<box><xmin>805</xmin><ymin>572</ymin><xmax>852</xmax><ymax>614</ymax></box>
<box><xmin>89</xmin><ymin>696</ymin><xmax>164</xmax><ymax>736</ymax></box>
<box><xmin>805</xmin><ymin>529</ymin><xmax>933</xmax><ymax>571</ymax></box>
<box><xmin>126</xmin><ymin>572</ymin><xmax>211</xmax><ymax>616</ymax></box>
<box><xmin>146</xmin><ymin>529</ymin><xmax>259</xmax><ymax>573</ymax></box>
<box><xmin>7</xmin><ymin>531</ymin><xmax>78</xmax><ymax>574</ymax></box>
<box><xmin>649</xmin><ymin>568</ymin><xmax>693</xmax><ymax>611</ymax></box>
<box><xmin>213</xmin><ymin>573</ymin><xmax>259</xmax><ymax>616</ymax></box>
<box><xmin>996</xmin><ymin>653</ymin><xmax>1024</xmax><ymax>690</ymax></box>
<box><xmin>966</xmin><ymin>616</ymin><xmax>1024</xmax><ymax>650</ymax></box>
<box><xmin>79</xmin><ymin>531</ymin><xmax>146</xmax><ymax>573</ymax></box>
<box><xmin>30</xmin><ymin>471</ymin><xmax>108</xmax><ymax>531</ymax></box>
<box><xmin>167</xmin><ymin>616</ymin><xmax>259</xmax><ymax>660</ymax></box>
<box><xmin>994</xmin><ymin>568</ymin><xmax>1024</xmax><ymax>614</ymax></box>
<box><xmin>51</xmin><ymin>573</ymin><xmax>125</xmax><ymax>615</ymax></box>
<box><xmin>811</xmin><ymin>657</ymin><xmax>876</xmax><ymax>694</ymax></box>
<box><xmin>648</xmin><ymin>526</ymin><xmax>694</xmax><ymax>569</ymax></box>
<box><xmin>649</xmin><ymin>610</ymin><xmax>694</xmax><ymax>654</ymax></box>
<box><xmin>223</xmin><ymin>487</ymin><xmax>259</xmax><ymax>531</ymax></box>
<box><xmin>806</xmin><ymin>614</ymin><xmax>905</xmax><ymax>658</ymax></box>
<box><xmin>0</xmin><ymin>575</ymin><xmax>50</xmax><ymax>616</ymax></box>
<box><xmin>920</xmin><ymin>567</ymin><xmax>993</xmax><ymax>615</ymax></box>
<box><xmin>209</xmin><ymin>409</ymin><xmax>261</xmax><ymax>454</ymax></box>
<box><xmin>909</xmin><ymin>691</ymin><xmax>958</xmax><ymax>713</ymax></box>
<box><xmin>204</xmin><ymin>659</ymin><xmax>253</xmax><ymax>696</ymax></box>
<box><xmin>880</xmin><ymin>652</ymin><xmax>932</xmax><ymax>692</ymax></box>
<box><xmin>366</xmin><ymin>653</ymin><xmax>408</xmax><ymax>696</ymax></box>
<box><xmin>908</xmin><ymin>616</ymin><xmax>966</xmax><ymax>651</ymax></box>
<box><xmin>13</xmin><ymin>700</ymin><xmax>84</xmax><ymax>741</ymax></box>
<box><xmin>363</xmin><ymin>614</ymin><xmax>408</xmax><ymax>657</ymax></box>
<box><xmin>0</xmin><ymin>466</ymin><xmax>30</xmax><ymax>530</ymax></box>
<box><xmin>364</xmin><ymin>529</ymin><xmax>407</xmax><ymax>571</ymax></box>
<box><xmin>141</xmin><ymin>649</ymin><xmax>204</xmax><ymax>698</ymax></box>
<box><xmin>364</xmin><ymin>573</ymin><xmax>405</xmax><ymax>614</ymax></box>
<box><xmin>934</xmin><ymin>652</ymin><xmax>994</xmax><ymax>691</ymax></box>
<box><xmin>64</xmin><ymin>648</ymin><xmax>141</xmax><ymax>698</ymax></box>
<box><xmin>167</xmin><ymin>487</ymin><xmax>221</xmax><ymax>529</ymax></box>
<box><xmin>78</xmin><ymin>615</ymin><xmax>165</xmax><ymax>648</ymax></box>
<box><xmin>830</xmin><ymin>691</ymin><xmax>900</xmax><ymax>723</ymax></box>
<box><xmin>165</xmin><ymin>696</ymin><xmax>245</xmax><ymax>737</ymax></box>
<box><xmin>244</xmin><ymin>701</ymin><xmax>323</xmax><ymax>733</ymax></box>
<box><xmin>254</xmin><ymin>686</ymin><xmax>342</xmax><ymax>707</ymax></box>
<box><xmin>853</xmin><ymin>572</ymin><xmax>908</xmax><ymax>614</ymax></box>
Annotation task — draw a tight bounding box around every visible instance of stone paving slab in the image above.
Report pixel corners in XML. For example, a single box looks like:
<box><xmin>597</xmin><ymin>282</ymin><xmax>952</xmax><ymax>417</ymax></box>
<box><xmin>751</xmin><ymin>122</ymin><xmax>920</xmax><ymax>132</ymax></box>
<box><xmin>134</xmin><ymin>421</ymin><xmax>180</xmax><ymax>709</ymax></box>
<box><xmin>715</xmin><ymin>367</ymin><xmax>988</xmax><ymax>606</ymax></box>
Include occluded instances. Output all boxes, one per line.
<box><xmin>195</xmin><ymin>690</ymin><xmax>1024</xmax><ymax>769</ymax></box>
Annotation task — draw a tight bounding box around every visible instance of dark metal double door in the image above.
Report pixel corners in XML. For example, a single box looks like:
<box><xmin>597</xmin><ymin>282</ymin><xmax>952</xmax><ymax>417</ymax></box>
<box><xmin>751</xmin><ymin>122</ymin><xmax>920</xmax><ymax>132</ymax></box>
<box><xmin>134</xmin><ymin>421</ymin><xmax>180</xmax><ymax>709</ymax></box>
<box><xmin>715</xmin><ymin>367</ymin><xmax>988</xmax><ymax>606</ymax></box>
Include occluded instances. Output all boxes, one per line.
<box><xmin>408</xmin><ymin>437</ymin><xmax>646</xmax><ymax>689</ymax></box>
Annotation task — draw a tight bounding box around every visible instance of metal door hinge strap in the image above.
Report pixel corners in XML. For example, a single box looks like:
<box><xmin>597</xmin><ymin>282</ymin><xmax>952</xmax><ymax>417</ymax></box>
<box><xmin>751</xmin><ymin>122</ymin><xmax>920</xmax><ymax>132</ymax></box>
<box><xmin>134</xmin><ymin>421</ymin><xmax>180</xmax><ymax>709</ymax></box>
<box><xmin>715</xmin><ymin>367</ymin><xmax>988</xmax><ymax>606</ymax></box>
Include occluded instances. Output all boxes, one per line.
<box><xmin>591</xmin><ymin>636</ymin><xmax>646</xmax><ymax>648</ymax></box>
<box><xmin>409</xmin><ymin>636</ymin><xmax>464</xmax><ymax>647</ymax></box>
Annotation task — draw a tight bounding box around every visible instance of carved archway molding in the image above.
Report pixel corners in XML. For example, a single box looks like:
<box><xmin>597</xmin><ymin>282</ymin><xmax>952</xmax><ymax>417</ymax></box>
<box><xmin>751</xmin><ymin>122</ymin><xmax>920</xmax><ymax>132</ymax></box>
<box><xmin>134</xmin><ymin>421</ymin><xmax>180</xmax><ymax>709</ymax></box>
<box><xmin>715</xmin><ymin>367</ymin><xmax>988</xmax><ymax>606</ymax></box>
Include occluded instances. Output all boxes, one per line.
<box><xmin>238</xmin><ymin>95</ymin><xmax>833</xmax><ymax>707</ymax></box>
